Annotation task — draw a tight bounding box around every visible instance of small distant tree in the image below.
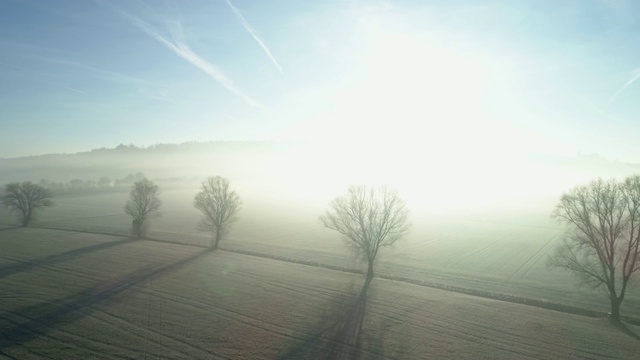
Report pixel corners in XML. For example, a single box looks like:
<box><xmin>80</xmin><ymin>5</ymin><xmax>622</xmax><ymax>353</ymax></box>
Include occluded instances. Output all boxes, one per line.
<box><xmin>2</xmin><ymin>181</ymin><xmax>54</xmax><ymax>226</ymax></box>
<box><xmin>124</xmin><ymin>178</ymin><xmax>161</xmax><ymax>238</ymax></box>
<box><xmin>68</xmin><ymin>178</ymin><xmax>85</xmax><ymax>193</ymax></box>
<box><xmin>122</xmin><ymin>172</ymin><xmax>146</xmax><ymax>187</ymax></box>
<box><xmin>98</xmin><ymin>176</ymin><xmax>112</xmax><ymax>189</ymax></box>
<box><xmin>194</xmin><ymin>176</ymin><xmax>241</xmax><ymax>249</ymax></box>
<box><xmin>549</xmin><ymin>176</ymin><xmax>640</xmax><ymax>322</ymax></box>
<box><xmin>320</xmin><ymin>185</ymin><xmax>411</xmax><ymax>288</ymax></box>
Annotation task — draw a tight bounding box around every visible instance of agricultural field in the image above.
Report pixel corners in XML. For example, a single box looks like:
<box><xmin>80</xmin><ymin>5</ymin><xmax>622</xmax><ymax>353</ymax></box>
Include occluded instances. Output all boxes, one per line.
<box><xmin>1</xmin><ymin>187</ymin><xmax>638</xmax><ymax>319</ymax></box>
<box><xmin>0</xmin><ymin>227</ymin><xmax>639</xmax><ymax>359</ymax></box>
<box><xmin>5</xmin><ymin>0</ymin><xmax>640</xmax><ymax>357</ymax></box>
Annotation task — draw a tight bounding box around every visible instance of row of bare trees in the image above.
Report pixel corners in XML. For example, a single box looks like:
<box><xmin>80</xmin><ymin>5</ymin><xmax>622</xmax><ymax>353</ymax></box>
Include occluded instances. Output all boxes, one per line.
<box><xmin>5</xmin><ymin>173</ymin><xmax>640</xmax><ymax>323</ymax></box>
<box><xmin>123</xmin><ymin>174</ymin><xmax>640</xmax><ymax>320</ymax></box>
<box><xmin>1</xmin><ymin>178</ymin><xmax>411</xmax><ymax>293</ymax></box>
<box><xmin>0</xmin><ymin>177</ymin><xmax>242</xmax><ymax>250</ymax></box>
<box><xmin>124</xmin><ymin>176</ymin><xmax>242</xmax><ymax>250</ymax></box>
<box><xmin>36</xmin><ymin>173</ymin><xmax>192</xmax><ymax>195</ymax></box>
<box><xmin>37</xmin><ymin>173</ymin><xmax>147</xmax><ymax>195</ymax></box>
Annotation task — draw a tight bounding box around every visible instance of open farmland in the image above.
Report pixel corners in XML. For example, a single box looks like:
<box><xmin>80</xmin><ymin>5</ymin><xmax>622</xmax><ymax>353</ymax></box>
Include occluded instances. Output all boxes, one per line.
<box><xmin>2</xmin><ymin>188</ymin><xmax>639</xmax><ymax>320</ymax></box>
<box><xmin>0</xmin><ymin>227</ymin><xmax>639</xmax><ymax>359</ymax></box>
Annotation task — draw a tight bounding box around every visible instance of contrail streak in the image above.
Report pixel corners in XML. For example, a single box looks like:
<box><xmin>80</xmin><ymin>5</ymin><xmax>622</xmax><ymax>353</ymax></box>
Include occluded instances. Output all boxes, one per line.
<box><xmin>610</xmin><ymin>67</ymin><xmax>640</xmax><ymax>105</ymax></box>
<box><xmin>225</xmin><ymin>0</ymin><xmax>284</xmax><ymax>74</ymax></box>
<box><xmin>60</xmin><ymin>85</ymin><xmax>88</xmax><ymax>95</ymax></box>
<box><xmin>117</xmin><ymin>9</ymin><xmax>259</xmax><ymax>106</ymax></box>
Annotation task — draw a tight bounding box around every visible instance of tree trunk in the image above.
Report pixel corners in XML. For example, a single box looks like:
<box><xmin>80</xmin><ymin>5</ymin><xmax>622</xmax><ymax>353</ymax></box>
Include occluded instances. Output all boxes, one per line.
<box><xmin>132</xmin><ymin>219</ymin><xmax>140</xmax><ymax>238</ymax></box>
<box><xmin>212</xmin><ymin>227</ymin><xmax>221</xmax><ymax>249</ymax></box>
<box><xmin>23</xmin><ymin>210</ymin><xmax>31</xmax><ymax>226</ymax></box>
<box><xmin>610</xmin><ymin>296</ymin><xmax>622</xmax><ymax>322</ymax></box>
<box><xmin>363</xmin><ymin>259</ymin><xmax>375</xmax><ymax>291</ymax></box>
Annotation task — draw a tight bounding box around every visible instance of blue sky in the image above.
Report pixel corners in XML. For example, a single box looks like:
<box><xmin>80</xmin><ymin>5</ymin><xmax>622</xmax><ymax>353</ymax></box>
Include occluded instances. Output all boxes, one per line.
<box><xmin>1</xmin><ymin>0</ymin><xmax>640</xmax><ymax>161</ymax></box>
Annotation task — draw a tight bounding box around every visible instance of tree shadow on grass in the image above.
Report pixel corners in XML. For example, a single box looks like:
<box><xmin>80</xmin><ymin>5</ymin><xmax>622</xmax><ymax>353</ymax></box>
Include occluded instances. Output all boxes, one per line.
<box><xmin>611</xmin><ymin>319</ymin><xmax>640</xmax><ymax>342</ymax></box>
<box><xmin>0</xmin><ymin>248</ymin><xmax>211</xmax><ymax>350</ymax></box>
<box><xmin>279</xmin><ymin>280</ymin><xmax>401</xmax><ymax>360</ymax></box>
<box><xmin>0</xmin><ymin>238</ymin><xmax>134</xmax><ymax>279</ymax></box>
<box><xmin>279</xmin><ymin>283</ymin><xmax>368</xmax><ymax>360</ymax></box>
<box><xmin>0</xmin><ymin>227</ymin><xmax>22</xmax><ymax>232</ymax></box>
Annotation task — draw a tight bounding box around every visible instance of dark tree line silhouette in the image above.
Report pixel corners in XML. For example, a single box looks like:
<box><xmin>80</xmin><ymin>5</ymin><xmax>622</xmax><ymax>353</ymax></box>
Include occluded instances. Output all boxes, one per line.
<box><xmin>34</xmin><ymin>173</ymin><xmax>192</xmax><ymax>196</ymax></box>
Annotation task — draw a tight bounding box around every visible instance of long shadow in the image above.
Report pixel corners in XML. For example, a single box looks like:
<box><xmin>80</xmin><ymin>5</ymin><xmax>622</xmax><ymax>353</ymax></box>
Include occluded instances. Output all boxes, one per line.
<box><xmin>0</xmin><ymin>226</ymin><xmax>22</xmax><ymax>232</ymax></box>
<box><xmin>0</xmin><ymin>248</ymin><xmax>211</xmax><ymax>350</ymax></box>
<box><xmin>611</xmin><ymin>319</ymin><xmax>640</xmax><ymax>342</ymax></box>
<box><xmin>280</xmin><ymin>283</ymin><xmax>374</xmax><ymax>360</ymax></box>
<box><xmin>0</xmin><ymin>238</ymin><xmax>134</xmax><ymax>279</ymax></box>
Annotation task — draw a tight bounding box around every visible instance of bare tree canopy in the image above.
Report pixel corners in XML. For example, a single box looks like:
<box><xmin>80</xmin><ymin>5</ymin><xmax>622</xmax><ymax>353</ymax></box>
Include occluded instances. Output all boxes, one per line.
<box><xmin>1</xmin><ymin>181</ymin><xmax>54</xmax><ymax>226</ymax></box>
<box><xmin>320</xmin><ymin>185</ymin><xmax>410</xmax><ymax>287</ymax></box>
<box><xmin>124</xmin><ymin>178</ymin><xmax>161</xmax><ymax>238</ymax></box>
<box><xmin>194</xmin><ymin>176</ymin><xmax>241</xmax><ymax>249</ymax></box>
<box><xmin>550</xmin><ymin>176</ymin><xmax>640</xmax><ymax>322</ymax></box>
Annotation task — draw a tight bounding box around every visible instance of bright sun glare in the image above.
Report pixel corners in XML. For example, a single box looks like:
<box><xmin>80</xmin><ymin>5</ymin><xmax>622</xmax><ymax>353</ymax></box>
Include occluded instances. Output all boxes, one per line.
<box><xmin>279</xmin><ymin>25</ymin><xmax>558</xmax><ymax>212</ymax></box>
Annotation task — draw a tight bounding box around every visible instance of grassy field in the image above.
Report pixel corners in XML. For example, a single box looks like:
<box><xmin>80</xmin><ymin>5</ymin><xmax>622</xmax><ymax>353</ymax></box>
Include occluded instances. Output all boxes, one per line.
<box><xmin>2</xmin><ymin>188</ymin><xmax>638</xmax><ymax>320</ymax></box>
<box><xmin>1</xmin><ymin>227</ymin><xmax>639</xmax><ymax>359</ymax></box>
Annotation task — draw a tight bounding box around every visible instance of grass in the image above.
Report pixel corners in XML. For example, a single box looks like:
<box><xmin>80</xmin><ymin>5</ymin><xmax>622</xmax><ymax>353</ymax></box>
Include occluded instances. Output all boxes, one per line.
<box><xmin>1</xmin><ymin>189</ymin><xmax>640</xmax><ymax>327</ymax></box>
<box><xmin>0</xmin><ymin>227</ymin><xmax>639</xmax><ymax>359</ymax></box>
<box><xmin>3</xmin><ymin>189</ymin><xmax>637</xmax><ymax>319</ymax></box>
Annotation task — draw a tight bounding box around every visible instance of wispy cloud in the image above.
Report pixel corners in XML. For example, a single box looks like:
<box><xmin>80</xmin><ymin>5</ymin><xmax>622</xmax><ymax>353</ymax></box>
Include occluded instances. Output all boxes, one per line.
<box><xmin>59</xmin><ymin>85</ymin><xmax>88</xmax><ymax>95</ymax></box>
<box><xmin>225</xmin><ymin>0</ymin><xmax>284</xmax><ymax>74</ymax></box>
<box><xmin>610</xmin><ymin>67</ymin><xmax>640</xmax><ymax>104</ymax></box>
<box><xmin>1</xmin><ymin>45</ymin><xmax>160</xmax><ymax>97</ymax></box>
<box><xmin>116</xmin><ymin>8</ymin><xmax>260</xmax><ymax>107</ymax></box>
<box><xmin>49</xmin><ymin>58</ymin><xmax>155</xmax><ymax>85</ymax></box>
<box><xmin>39</xmin><ymin>79</ymin><xmax>88</xmax><ymax>95</ymax></box>
<box><xmin>1</xmin><ymin>40</ymin><xmax>156</xmax><ymax>87</ymax></box>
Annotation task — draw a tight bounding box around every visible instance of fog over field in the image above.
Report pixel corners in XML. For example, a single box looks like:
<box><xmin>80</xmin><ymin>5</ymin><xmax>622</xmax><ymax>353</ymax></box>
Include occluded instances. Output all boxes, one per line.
<box><xmin>3</xmin><ymin>141</ymin><xmax>638</xmax><ymax>210</ymax></box>
<box><xmin>2</xmin><ymin>144</ymin><xmax>640</xmax><ymax>309</ymax></box>
<box><xmin>3</xmin><ymin>0</ymin><xmax>640</xmax><ymax>358</ymax></box>
<box><xmin>2</xmin><ymin>143</ymin><xmax>640</xmax><ymax>358</ymax></box>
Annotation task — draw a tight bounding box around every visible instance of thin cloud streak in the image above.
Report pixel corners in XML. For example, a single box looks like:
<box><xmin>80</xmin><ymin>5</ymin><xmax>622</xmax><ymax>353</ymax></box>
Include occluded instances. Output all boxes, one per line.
<box><xmin>610</xmin><ymin>67</ymin><xmax>640</xmax><ymax>105</ymax></box>
<box><xmin>117</xmin><ymin>9</ymin><xmax>260</xmax><ymax>107</ymax></box>
<box><xmin>0</xmin><ymin>40</ymin><xmax>152</xmax><ymax>86</ymax></box>
<box><xmin>59</xmin><ymin>85</ymin><xmax>88</xmax><ymax>95</ymax></box>
<box><xmin>49</xmin><ymin>58</ymin><xmax>154</xmax><ymax>85</ymax></box>
<box><xmin>225</xmin><ymin>0</ymin><xmax>284</xmax><ymax>74</ymax></box>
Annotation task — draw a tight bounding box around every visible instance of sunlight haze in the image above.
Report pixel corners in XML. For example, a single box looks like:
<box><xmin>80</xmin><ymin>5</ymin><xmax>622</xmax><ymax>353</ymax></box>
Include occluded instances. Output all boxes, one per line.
<box><xmin>2</xmin><ymin>0</ymin><xmax>639</xmax><ymax>161</ymax></box>
<box><xmin>3</xmin><ymin>2</ymin><xmax>640</xmax><ymax>358</ymax></box>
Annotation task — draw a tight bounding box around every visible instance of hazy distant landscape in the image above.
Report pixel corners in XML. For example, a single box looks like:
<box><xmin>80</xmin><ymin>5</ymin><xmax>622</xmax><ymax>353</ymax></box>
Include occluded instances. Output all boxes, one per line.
<box><xmin>4</xmin><ymin>0</ymin><xmax>640</xmax><ymax>358</ymax></box>
<box><xmin>2</xmin><ymin>142</ymin><xmax>640</xmax><ymax>358</ymax></box>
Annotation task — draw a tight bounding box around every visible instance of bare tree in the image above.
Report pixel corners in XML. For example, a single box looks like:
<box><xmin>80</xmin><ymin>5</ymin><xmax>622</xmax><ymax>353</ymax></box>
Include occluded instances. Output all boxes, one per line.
<box><xmin>124</xmin><ymin>178</ymin><xmax>161</xmax><ymax>238</ymax></box>
<box><xmin>320</xmin><ymin>185</ymin><xmax>410</xmax><ymax>288</ymax></box>
<box><xmin>98</xmin><ymin>176</ymin><xmax>112</xmax><ymax>189</ymax></box>
<box><xmin>549</xmin><ymin>176</ymin><xmax>640</xmax><ymax>322</ymax></box>
<box><xmin>2</xmin><ymin>181</ymin><xmax>54</xmax><ymax>226</ymax></box>
<box><xmin>194</xmin><ymin>176</ymin><xmax>241</xmax><ymax>249</ymax></box>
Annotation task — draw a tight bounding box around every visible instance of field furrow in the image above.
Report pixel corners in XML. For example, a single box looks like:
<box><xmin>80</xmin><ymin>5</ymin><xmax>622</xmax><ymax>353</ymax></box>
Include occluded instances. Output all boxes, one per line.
<box><xmin>2</xmin><ymin>193</ymin><xmax>640</xmax><ymax>359</ymax></box>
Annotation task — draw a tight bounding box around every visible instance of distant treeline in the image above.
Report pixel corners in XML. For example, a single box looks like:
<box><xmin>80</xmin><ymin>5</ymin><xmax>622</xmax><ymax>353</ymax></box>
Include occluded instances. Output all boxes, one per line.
<box><xmin>87</xmin><ymin>141</ymin><xmax>286</xmax><ymax>154</ymax></box>
<box><xmin>0</xmin><ymin>140</ymin><xmax>289</xmax><ymax>184</ymax></box>
<box><xmin>33</xmin><ymin>173</ymin><xmax>195</xmax><ymax>195</ymax></box>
